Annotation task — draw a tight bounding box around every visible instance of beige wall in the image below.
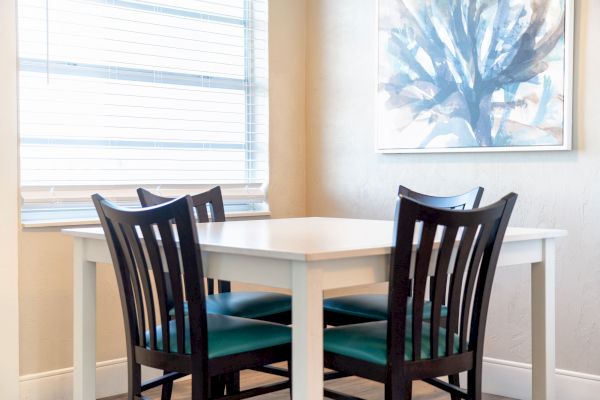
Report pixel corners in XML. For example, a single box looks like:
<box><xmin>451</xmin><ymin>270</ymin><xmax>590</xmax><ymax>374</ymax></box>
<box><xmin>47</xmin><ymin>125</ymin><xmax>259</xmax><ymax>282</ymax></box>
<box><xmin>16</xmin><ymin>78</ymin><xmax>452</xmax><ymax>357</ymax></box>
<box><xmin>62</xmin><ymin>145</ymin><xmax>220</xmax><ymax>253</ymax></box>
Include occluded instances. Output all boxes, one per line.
<box><xmin>307</xmin><ymin>0</ymin><xmax>600</xmax><ymax>375</ymax></box>
<box><xmin>18</xmin><ymin>0</ymin><xmax>307</xmax><ymax>375</ymax></box>
<box><xmin>19</xmin><ymin>233</ymin><xmax>125</xmax><ymax>374</ymax></box>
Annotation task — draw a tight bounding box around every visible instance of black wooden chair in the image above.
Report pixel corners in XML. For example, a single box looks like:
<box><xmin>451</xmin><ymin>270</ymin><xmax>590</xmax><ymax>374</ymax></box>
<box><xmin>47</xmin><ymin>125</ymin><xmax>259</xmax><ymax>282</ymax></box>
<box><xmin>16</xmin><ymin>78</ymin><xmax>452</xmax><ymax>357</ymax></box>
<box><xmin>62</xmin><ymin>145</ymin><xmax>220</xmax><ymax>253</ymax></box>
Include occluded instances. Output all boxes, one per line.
<box><xmin>93</xmin><ymin>194</ymin><xmax>292</xmax><ymax>399</ymax></box>
<box><xmin>323</xmin><ymin>192</ymin><xmax>517</xmax><ymax>400</ymax></box>
<box><xmin>137</xmin><ymin>187</ymin><xmax>292</xmax><ymax>325</ymax></box>
<box><xmin>323</xmin><ymin>186</ymin><xmax>483</xmax><ymax>326</ymax></box>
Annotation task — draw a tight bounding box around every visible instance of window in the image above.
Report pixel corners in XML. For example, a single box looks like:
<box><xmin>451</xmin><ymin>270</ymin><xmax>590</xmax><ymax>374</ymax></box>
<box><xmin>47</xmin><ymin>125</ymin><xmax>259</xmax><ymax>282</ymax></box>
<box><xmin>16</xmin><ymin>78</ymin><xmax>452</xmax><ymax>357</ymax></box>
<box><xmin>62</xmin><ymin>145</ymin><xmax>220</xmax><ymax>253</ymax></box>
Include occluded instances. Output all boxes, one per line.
<box><xmin>17</xmin><ymin>0</ymin><xmax>269</xmax><ymax>226</ymax></box>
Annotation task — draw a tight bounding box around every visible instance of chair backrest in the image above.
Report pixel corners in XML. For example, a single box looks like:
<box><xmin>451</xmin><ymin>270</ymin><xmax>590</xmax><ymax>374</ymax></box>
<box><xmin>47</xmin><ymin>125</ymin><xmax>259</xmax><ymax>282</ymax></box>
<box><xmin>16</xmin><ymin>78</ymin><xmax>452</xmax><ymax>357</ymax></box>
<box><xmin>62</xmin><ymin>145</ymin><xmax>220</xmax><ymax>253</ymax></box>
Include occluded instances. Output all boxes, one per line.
<box><xmin>93</xmin><ymin>194</ymin><xmax>209</xmax><ymax>367</ymax></box>
<box><xmin>138</xmin><ymin>186</ymin><xmax>226</xmax><ymax>223</ymax></box>
<box><xmin>387</xmin><ymin>193</ymin><xmax>517</xmax><ymax>367</ymax></box>
<box><xmin>137</xmin><ymin>186</ymin><xmax>228</xmax><ymax>294</ymax></box>
<box><xmin>398</xmin><ymin>185</ymin><xmax>483</xmax><ymax>210</ymax></box>
<box><xmin>397</xmin><ymin>185</ymin><xmax>484</xmax><ymax>299</ymax></box>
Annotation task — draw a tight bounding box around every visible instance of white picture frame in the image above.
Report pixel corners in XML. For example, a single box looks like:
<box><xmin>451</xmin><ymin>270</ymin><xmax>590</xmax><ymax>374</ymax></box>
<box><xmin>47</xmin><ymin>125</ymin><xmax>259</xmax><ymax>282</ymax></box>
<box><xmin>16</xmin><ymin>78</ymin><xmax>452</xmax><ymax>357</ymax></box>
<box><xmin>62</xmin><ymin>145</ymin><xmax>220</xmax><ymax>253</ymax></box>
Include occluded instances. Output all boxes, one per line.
<box><xmin>375</xmin><ymin>0</ymin><xmax>574</xmax><ymax>154</ymax></box>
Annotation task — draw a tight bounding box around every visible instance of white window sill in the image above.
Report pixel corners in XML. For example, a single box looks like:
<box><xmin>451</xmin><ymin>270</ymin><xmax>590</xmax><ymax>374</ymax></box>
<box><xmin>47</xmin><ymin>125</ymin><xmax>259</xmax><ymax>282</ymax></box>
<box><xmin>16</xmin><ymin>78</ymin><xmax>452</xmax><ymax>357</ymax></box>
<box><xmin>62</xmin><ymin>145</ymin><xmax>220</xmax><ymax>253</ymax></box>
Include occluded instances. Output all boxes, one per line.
<box><xmin>22</xmin><ymin>210</ymin><xmax>272</xmax><ymax>231</ymax></box>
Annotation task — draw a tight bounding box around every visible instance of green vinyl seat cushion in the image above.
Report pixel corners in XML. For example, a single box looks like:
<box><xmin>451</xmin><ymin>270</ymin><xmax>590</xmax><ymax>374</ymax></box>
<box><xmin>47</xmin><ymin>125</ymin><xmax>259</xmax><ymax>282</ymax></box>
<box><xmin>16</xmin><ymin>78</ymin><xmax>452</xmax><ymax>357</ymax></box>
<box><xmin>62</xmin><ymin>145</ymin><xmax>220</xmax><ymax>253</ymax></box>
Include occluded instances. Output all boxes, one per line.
<box><xmin>324</xmin><ymin>294</ymin><xmax>448</xmax><ymax>321</ymax></box>
<box><xmin>146</xmin><ymin>313</ymin><xmax>291</xmax><ymax>358</ymax></box>
<box><xmin>207</xmin><ymin>291</ymin><xmax>291</xmax><ymax>319</ymax></box>
<box><xmin>324</xmin><ymin>320</ymin><xmax>460</xmax><ymax>366</ymax></box>
<box><xmin>169</xmin><ymin>291</ymin><xmax>291</xmax><ymax>319</ymax></box>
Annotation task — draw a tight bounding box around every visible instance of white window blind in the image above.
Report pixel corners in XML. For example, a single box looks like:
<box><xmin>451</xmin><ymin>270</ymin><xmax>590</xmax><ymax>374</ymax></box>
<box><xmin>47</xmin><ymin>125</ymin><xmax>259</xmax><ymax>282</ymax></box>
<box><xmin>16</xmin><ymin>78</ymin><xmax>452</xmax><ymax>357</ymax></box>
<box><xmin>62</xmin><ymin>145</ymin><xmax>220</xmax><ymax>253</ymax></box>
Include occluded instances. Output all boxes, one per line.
<box><xmin>17</xmin><ymin>0</ymin><xmax>269</xmax><ymax>226</ymax></box>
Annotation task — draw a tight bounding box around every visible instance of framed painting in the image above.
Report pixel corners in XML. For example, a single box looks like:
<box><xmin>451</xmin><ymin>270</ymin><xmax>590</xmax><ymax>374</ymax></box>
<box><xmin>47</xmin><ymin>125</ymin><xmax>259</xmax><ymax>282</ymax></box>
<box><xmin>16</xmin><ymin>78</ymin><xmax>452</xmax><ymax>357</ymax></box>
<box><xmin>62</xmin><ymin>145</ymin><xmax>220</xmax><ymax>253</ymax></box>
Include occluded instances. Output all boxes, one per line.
<box><xmin>376</xmin><ymin>0</ymin><xmax>574</xmax><ymax>153</ymax></box>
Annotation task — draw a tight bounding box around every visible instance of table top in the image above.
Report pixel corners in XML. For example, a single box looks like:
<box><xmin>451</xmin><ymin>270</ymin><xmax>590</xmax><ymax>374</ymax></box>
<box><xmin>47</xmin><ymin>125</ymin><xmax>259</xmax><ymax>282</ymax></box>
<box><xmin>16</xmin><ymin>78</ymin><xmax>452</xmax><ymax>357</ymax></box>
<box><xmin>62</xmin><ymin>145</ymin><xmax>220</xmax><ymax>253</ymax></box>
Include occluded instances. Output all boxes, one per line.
<box><xmin>63</xmin><ymin>217</ymin><xmax>567</xmax><ymax>262</ymax></box>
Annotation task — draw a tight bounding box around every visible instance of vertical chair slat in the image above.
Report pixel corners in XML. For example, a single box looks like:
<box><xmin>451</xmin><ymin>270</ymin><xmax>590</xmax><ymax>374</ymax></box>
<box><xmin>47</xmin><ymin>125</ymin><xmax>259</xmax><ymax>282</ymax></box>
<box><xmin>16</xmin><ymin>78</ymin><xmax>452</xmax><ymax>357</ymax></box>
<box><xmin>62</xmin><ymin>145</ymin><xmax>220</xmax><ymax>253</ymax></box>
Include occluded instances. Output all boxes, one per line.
<box><xmin>195</xmin><ymin>204</ymin><xmax>210</xmax><ymax>223</ymax></box>
<box><xmin>445</xmin><ymin>225</ymin><xmax>478</xmax><ymax>356</ymax></box>
<box><xmin>124</xmin><ymin>224</ymin><xmax>158</xmax><ymax>351</ymax></box>
<box><xmin>429</xmin><ymin>225</ymin><xmax>458</xmax><ymax>359</ymax></box>
<box><xmin>157</xmin><ymin>221</ymin><xmax>186</xmax><ymax>354</ymax></box>
<box><xmin>387</xmin><ymin>198</ymin><xmax>416</xmax><ymax>374</ymax></box>
<box><xmin>174</xmin><ymin>205</ymin><xmax>209</xmax><ymax>358</ymax></box>
<box><xmin>469</xmin><ymin>231</ymin><xmax>499</xmax><ymax>346</ymax></box>
<box><xmin>192</xmin><ymin>188</ymin><xmax>225</xmax><ymax>294</ymax></box>
<box><xmin>98</xmin><ymin>216</ymin><xmax>139</xmax><ymax>358</ymax></box>
<box><xmin>469</xmin><ymin>195</ymin><xmax>518</xmax><ymax>360</ymax></box>
<box><xmin>459</xmin><ymin>224</ymin><xmax>494</xmax><ymax>352</ymax></box>
<box><xmin>412</xmin><ymin>222</ymin><xmax>437</xmax><ymax>361</ymax></box>
<box><xmin>204</xmin><ymin>187</ymin><xmax>226</xmax><ymax>223</ymax></box>
<box><xmin>114</xmin><ymin>222</ymin><xmax>147</xmax><ymax>347</ymax></box>
<box><xmin>140</xmin><ymin>223</ymin><xmax>172</xmax><ymax>353</ymax></box>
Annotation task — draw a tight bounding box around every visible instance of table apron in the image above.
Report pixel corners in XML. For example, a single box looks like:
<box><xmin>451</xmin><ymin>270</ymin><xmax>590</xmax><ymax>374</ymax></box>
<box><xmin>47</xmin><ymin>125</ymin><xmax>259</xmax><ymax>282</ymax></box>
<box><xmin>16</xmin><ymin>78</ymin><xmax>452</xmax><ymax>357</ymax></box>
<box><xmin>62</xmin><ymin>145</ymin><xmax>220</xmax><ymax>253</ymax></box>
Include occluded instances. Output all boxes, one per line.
<box><xmin>204</xmin><ymin>253</ymin><xmax>393</xmax><ymax>290</ymax></box>
<box><xmin>82</xmin><ymin>237</ymin><xmax>112</xmax><ymax>264</ymax></box>
<box><xmin>498</xmin><ymin>239</ymin><xmax>543</xmax><ymax>266</ymax></box>
<box><xmin>203</xmin><ymin>252</ymin><xmax>294</xmax><ymax>289</ymax></box>
<box><xmin>80</xmin><ymin>238</ymin><xmax>545</xmax><ymax>289</ymax></box>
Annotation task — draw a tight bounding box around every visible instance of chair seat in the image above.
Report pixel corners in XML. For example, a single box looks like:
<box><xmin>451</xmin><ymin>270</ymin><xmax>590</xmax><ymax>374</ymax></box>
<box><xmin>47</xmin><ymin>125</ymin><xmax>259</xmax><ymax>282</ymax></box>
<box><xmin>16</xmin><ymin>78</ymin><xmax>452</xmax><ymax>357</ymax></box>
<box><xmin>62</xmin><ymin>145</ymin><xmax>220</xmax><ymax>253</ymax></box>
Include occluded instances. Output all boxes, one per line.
<box><xmin>208</xmin><ymin>291</ymin><xmax>291</xmax><ymax>319</ymax></box>
<box><xmin>169</xmin><ymin>291</ymin><xmax>291</xmax><ymax>319</ymax></box>
<box><xmin>324</xmin><ymin>320</ymin><xmax>459</xmax><ymax>366</ymax></box>
<box><xmin>324</xmin><ymin>294</ymin><xmax>448</xmax><ymax>321</ymax></box>
<box><xmin>147</xmin><ymin>313</ymin><xmax>291</xmax><ymax>358</ymax></box>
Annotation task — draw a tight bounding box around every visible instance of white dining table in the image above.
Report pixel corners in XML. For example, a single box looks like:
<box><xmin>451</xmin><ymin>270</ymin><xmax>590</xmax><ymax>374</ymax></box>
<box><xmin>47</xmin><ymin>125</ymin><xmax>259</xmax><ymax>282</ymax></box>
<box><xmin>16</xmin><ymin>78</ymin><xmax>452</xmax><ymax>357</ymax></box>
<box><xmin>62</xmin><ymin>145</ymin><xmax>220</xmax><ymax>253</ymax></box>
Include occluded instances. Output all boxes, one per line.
<box><xmin>64</xmin><ymin>217</ymin><xmax>566</xmax><ymax>400</ymax></box>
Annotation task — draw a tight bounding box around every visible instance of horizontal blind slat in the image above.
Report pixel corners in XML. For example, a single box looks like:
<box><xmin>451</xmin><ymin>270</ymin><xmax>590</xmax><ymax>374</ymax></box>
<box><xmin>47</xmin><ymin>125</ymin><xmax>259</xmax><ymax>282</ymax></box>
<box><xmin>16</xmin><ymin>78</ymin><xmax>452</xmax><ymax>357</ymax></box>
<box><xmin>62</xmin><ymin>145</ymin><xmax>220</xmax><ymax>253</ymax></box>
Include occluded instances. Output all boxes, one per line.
<box><xmin>18</xmin><ymin>0</ymin><xmax>269</xmax><ymax>223</ymax></box>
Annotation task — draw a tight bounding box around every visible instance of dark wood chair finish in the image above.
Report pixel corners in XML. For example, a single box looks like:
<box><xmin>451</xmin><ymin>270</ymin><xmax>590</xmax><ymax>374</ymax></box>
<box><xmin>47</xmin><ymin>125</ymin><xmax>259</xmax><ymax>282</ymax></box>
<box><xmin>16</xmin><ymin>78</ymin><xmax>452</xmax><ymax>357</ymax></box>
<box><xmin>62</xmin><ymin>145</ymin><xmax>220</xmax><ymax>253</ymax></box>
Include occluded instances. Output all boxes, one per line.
<box><xmin>137</xmin><ymin>187</ymin><xmax>291</xmax><ymax>325</ymax></box>
<box><xmin>323</xmin><ymin>185</ymin><xmax>484</xmax><ymax>327</ymax></box>
<box><xmin>93</xmin><ymin>194</ymin><xmax>291</xmax><ymax>399</ymax></box>
<box><xmin>397</xmin><ymin>185</ymin><xmax>484</xmax><ymax>210</ymax></box>
<box><xmin>323</xmin><ymin>193</ymin><xmax>517</xmax><ymax>400</ymax></box>
<box><xmin>137</xmin><ymin>187</ymin><xmax>228</xmax><ymax>294</ymax></box>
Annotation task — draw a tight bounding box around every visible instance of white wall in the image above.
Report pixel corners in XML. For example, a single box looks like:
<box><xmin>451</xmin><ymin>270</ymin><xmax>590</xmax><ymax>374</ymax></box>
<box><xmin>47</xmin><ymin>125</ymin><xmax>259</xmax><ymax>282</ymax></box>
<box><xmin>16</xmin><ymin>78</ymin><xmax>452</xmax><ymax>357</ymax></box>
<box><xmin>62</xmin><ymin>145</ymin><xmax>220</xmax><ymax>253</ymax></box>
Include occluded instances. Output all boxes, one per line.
<box><xmin>307</xmin><ymin>0</ymin><xmax>600</xmax><ymax>375</ymax></box>
<box><xmin>0</xmin><ymin>0</ymin><xmax>21</xmax><ymax>397</ymax></box>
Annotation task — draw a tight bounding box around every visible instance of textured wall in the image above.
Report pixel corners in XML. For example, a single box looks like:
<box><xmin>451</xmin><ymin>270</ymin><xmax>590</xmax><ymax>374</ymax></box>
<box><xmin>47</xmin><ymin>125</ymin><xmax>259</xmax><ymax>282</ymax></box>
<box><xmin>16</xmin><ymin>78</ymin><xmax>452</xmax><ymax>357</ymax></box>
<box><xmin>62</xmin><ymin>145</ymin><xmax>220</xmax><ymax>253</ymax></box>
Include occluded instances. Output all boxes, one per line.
<box><xmin>18</xmin><ymin>0</ymin><xmax>307</xmax><ymax>375</ymax></box>
<box><xmin>306</xmin><ymin>0</ymin><xmax>600</xmax><ymax>374</ymax></box>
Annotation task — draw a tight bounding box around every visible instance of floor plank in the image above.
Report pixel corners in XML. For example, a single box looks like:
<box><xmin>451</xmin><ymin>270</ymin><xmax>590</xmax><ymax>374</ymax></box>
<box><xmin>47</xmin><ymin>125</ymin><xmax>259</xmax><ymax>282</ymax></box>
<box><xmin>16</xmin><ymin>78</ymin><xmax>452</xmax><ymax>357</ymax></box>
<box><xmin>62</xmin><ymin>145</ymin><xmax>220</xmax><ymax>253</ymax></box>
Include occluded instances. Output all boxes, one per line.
<box><xmin>102</xmin><ymin>369</ymin><xmax>513</xmax><ymax>400</ymax></box>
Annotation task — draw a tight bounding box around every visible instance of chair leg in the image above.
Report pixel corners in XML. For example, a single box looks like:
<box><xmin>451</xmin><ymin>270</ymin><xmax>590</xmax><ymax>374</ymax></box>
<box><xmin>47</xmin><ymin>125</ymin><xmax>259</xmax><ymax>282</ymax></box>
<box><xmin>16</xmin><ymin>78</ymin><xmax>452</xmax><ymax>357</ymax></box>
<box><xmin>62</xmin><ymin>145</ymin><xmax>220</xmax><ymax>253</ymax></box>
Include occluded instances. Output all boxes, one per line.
<box><xmin>128</xmin><ymin>360</ymin><xmax>142</xmax><ymax>400</ymax></box>
<box><xmin>224</xmin><ymin>372</ymin><xmax>240</xmax><ymax>394</ymax></box>
<box><xmin>385</xmin><ymin>376</ymin><xmax>410</xmax><ymax>400</ymax></box>
<box><xmin>209</xmin><ymin>375</ymin><xmax>226</xmax><ymax>398</ymax></box>
<box><xmin>191</xmin><ymin>371</ymin><xmax>210</xmax><ymax>400</ymax></box>
<box><xmin>404</xmin><ymin>381</ymin><xmax>412</xmax><ymax>400</ymax></box>
<box><xmin>161</xmin><ymin>372</ymin><xmax>174</xmax><ymax>400</ymax></box>
<box><xmin>288</xmin><ymin>360</ymin><xmax>292</xmax><ymax>400</ymax></box>
<box><xmin>468</xmin><ymin>366</ymin><xmax>482</xmax><ymax>400</ymax></box>
<box><xmin>449</xmin><ymin>374</ymin><xmax>460</xmax><ymax>400</ymax></box>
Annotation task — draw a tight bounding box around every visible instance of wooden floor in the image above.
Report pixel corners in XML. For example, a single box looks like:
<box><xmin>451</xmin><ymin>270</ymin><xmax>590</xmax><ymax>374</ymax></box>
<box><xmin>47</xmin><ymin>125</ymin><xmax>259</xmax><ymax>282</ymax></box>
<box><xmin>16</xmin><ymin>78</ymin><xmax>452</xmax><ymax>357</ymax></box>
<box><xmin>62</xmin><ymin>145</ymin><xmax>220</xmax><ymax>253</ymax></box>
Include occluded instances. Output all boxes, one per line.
<box><xmin>103</xmin><ymin>369</ymin><xmax>513</xmax><ymax>400</ymax></box>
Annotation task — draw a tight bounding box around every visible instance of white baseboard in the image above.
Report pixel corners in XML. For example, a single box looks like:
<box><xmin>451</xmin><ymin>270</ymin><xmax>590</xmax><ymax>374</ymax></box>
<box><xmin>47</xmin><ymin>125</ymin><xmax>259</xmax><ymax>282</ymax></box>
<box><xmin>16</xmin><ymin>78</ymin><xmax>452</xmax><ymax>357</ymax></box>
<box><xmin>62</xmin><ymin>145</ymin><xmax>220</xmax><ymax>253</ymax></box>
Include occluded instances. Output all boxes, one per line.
<box><xmin>483</xmin><ymin>357</ymin><xmax>600</xmax><ymax>400</ymax></box>
<box><xmin>19</xmin><ymin>358</ymin><xmax>165</xmax><ymax>400</ymax></box>
<box><xmin>19</xmin><ymin>357</ymin><xmax>600</xmax><ymax>400</ymax></box>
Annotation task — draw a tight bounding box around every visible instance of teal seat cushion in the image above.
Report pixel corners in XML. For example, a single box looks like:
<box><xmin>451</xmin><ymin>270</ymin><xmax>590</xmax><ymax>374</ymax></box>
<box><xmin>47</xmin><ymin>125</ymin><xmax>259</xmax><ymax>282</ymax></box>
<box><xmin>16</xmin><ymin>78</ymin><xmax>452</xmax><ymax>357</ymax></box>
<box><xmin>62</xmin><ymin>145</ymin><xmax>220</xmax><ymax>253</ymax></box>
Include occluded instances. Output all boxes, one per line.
<box><xmin>207</xmin><ymin>291</ymin><xmax>291</xmax><ymax>319</ymax></box>
<box><xmin>324</xmin><ymin>294</ymin><xmax>448</xmax><ymax>321</ymax></box>
<box><xmin>147</xmin><ymin>313</ymin><xmax>291</xmax><ymax>358</ymax></box>
<box><xmin>169</xmin><ymin>291</ymin><xmax>291</xmax><ymax>319</ymax></box>
<box><xmin>324</xmin><ymin>320</ymin><xmax>460</xmax><ymax>366</ymax></box>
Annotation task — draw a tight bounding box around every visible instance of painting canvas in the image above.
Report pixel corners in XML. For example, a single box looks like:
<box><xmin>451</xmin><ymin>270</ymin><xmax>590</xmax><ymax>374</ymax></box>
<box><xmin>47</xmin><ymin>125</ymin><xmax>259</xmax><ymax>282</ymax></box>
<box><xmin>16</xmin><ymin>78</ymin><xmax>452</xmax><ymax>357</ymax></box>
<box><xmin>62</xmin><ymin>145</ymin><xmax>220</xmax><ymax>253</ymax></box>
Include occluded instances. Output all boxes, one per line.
<box><xmin>376</xmin><ymin>0</ymin><xmax>573</xmax><ymax>153</ymax></box>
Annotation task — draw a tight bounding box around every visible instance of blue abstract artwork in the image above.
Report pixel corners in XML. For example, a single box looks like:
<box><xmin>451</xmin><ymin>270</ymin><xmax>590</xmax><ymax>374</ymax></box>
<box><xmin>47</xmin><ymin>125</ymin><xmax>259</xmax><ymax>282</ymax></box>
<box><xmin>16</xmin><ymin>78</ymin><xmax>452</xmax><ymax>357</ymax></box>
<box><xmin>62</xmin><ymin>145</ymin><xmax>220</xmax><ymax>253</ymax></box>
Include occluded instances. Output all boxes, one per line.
<box><xmin>376</xmin><ymin>0</ymin><xmax>572</xmax><ymax>153</ymax></box>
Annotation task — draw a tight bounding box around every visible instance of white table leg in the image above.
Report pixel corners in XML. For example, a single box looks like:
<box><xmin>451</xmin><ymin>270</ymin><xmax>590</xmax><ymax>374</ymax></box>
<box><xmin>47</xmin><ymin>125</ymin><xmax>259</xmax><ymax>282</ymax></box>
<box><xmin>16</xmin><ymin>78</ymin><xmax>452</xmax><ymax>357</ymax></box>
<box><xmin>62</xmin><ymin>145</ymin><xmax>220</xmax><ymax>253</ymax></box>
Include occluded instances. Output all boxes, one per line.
<box><xmin>73</xmin><ymin>238</ymin><xmax>97</xmax><ymax>400</ymax></box>
<box><xmin>291</xmin><ymin>261</ymin><xmax>324</xmax><ymax>399</ymax></box>
<box><xmin>531</xmin><ymin>238</ymin><xmax>556</xmax><ymax>400</ymax></box>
